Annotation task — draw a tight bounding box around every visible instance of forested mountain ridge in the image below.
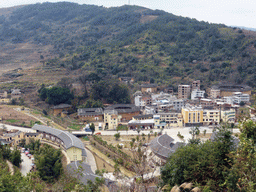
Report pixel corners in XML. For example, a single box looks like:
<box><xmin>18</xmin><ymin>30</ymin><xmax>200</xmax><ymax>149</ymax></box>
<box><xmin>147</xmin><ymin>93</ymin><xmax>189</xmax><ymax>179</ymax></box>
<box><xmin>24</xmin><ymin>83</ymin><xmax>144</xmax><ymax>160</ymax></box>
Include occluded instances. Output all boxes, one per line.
<box><xmin>1</xmin><ymin>2</ymin><xmax>256</xmax><ymax>88</ymax></box>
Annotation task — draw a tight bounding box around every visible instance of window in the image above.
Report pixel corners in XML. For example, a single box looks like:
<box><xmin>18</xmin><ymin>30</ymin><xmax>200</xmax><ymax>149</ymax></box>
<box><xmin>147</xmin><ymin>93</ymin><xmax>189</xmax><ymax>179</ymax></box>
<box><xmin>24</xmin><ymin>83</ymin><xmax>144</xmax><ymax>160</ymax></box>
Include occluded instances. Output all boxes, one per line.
<box><xmin>73</xmin><ymin>148</ymin><xmax>76</xmax><ymax>153</ymax></box>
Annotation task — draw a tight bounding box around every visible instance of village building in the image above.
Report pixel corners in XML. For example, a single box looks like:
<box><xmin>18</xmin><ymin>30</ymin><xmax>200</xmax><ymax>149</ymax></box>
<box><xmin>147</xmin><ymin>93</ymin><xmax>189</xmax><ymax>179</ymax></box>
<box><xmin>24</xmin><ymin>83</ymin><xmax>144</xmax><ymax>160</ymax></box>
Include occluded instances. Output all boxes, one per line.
<box><xmin>210</xmin><ymin>84</ymin><xmax>252</xmax><ymax>97</ymax></box>
<box><xmin>140</xmin><ymin>84</ymin><xmax>158</xmax><ymax>93</ymax></box>
<box><xmin>118</xmin><ymin>77</ymin><xmax>134</xmax><ymax>84</ymax></box>
<box><xmin>191</xmin><ymin>80</ymin><xmax>200</xmax><ymax>90</ymax></box>
<box><xmin>132</xmin><ymin>114</ymin><xmax>153</xmax><ymax>121</ymax></box>
<box><xmin>149</xmin><ymin>134</ymin><xmax>184</xmax><ymax>164</ymax></box>
<box><xmin>32</xmin><ymin>125</ymin><xmax>86</xmax><ymax>162</ymax></box>
<box><xmin>77</xmin><ymin>108</ymin><xmax>104</xmax><ymax>122</ymax></box>
<box><xmin>203</xmin><ymin>109</ymin><xmax>220</xmax><ymax>125</ymax></box>
<box><xmin>128</xmin><ymin>118</ymin><xmax>154</xmax><ymax>129</ymax></box>
<box><xmin>221</xmin><ymin>109</ymin><xmax>236</xmax><ymax>123</ymax></box>
<box><xmin>104</xmin><ymin>110</ymin><xmax>122</xmax><ymax>130</ymax></box>
<box><xmin>200</xmin><ymin>98</ymin><xmax>216</xmax><ymax>109</ymax></box>
<box><xmin>0</xmin><ymin>90</ymin><xmax>8</xmax><ymax>98</ymax></box>
<box><xmin>178</xmin><ymin>85</ymin><xmax>191</xmax><ymax>99</ymax></box>
<box><xmin>154</xmin><ymin>112</ymin><xmax>183</xmax><ymax>128</ymax></box>
<box><xmin>210</xmin><ymin>88</ymin><xmax>221</xmax><ymax>99</ymax></box>
<box><xmin>104</xmin><ymin>104</ymin><xmax>140</xmax><ymax>122</ymax></box>
<box><xmin>191</xmin><ymin>89</ymin><xmax>205</xmax><ymax>100</ymax></box>
<box><xmin>134</xmin><ymin>95</ymin><xmax>152</xmax><ymax>107</ymax></box>
<box><xmin>11</xmin><ymin>89</ymin><xmax>21</xmax><ymax>99</ymax></box>
<box><xmin>181</xmin><ymin>104</ymin><xmax>203</xmax><ymax>127</ymax></box>
<box><xmin>53</xmin><ymin>104</ymin><xmax>72</xmax><ymax>116</ymax></box>
<box><xmin>1</xmin><ymin>131</ymin><xmax>40</xmax><ymax>146</ymax></box>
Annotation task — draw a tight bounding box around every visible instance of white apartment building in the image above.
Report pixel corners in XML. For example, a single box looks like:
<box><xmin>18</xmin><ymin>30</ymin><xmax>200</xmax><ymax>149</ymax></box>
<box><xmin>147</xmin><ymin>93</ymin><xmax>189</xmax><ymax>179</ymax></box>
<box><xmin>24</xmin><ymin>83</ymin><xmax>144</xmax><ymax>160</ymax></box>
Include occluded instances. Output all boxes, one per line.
<box><xmin>191</xmin><ymin>89</ymin><xmax>205</xmax><ymax>100</ymax></box>
<box><xmin>233</xmin><ymin>92</ymin><xmax>250</xmax><ymax>104</ymax></box>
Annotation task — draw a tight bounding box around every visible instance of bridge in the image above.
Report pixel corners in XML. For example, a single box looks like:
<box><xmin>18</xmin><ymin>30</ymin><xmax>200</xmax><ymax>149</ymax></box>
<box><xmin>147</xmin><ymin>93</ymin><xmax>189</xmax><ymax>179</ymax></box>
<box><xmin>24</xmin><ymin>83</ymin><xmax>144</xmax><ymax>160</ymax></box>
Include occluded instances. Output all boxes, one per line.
<box><xmin>71</xmin><ymin>131</ymin><xmax>93</xmax><ymax>137</ymax></box>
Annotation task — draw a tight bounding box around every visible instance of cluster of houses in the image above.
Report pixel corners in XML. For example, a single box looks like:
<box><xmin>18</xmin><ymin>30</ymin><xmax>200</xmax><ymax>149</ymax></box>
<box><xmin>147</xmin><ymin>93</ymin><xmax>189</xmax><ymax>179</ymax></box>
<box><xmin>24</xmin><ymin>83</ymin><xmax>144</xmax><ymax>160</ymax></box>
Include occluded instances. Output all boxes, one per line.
<box><xmin>76</xmin><ymin>80</ymin><xmax>252</xmax><ymax>130</ymax></box>
<box><xmin>0</xmin><ymin>89</ymin><xmax>22</xmax><ymax>103</ymax></box>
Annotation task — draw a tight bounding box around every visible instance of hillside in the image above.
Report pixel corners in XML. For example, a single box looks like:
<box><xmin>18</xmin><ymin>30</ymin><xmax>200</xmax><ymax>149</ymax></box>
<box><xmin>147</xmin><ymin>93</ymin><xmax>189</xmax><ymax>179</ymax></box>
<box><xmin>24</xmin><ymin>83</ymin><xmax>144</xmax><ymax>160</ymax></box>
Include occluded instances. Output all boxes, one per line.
<box><xmin>0</xmin><ymin>2</ymin><xmax>256</xmax><ymax>89</ymax></box>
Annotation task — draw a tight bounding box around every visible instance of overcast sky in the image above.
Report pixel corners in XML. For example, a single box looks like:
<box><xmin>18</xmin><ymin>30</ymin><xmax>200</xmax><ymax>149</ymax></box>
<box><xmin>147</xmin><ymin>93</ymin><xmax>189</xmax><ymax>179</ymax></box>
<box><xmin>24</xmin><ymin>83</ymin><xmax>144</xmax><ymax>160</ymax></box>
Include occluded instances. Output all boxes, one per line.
<box><xmin>1</xmin><ymin>0</ymin><xmax>256</xmax><ymax>28</ymax></box>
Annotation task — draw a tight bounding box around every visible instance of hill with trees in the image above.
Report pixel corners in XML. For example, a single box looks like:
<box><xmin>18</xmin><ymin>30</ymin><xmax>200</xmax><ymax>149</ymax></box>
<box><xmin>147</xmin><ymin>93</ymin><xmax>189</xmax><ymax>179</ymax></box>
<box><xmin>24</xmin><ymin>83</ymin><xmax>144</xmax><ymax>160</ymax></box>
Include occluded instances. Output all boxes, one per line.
<box><xmin>0</xmin><ymin>2</ymin><xmax>256</xmax><ymax>89</ymax></box>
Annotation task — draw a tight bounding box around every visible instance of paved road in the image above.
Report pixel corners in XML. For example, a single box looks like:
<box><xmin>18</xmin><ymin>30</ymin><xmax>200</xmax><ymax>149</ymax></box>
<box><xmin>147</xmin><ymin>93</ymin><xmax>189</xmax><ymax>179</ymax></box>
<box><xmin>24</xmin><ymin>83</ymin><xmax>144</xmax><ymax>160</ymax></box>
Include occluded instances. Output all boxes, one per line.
<box><xmin>0</xmin><ymin>123</ymin><xmax>35</xmax><ymax>133</ymax></box>
<box><xmin>84</xmin><ymin>147</ymin><xmax>97</xmax><ymax>173</ymax></box>
<box><xmin>20</xmin><ymin>153</ymin><xmax>33</xmax><ymax>176</ymax></box>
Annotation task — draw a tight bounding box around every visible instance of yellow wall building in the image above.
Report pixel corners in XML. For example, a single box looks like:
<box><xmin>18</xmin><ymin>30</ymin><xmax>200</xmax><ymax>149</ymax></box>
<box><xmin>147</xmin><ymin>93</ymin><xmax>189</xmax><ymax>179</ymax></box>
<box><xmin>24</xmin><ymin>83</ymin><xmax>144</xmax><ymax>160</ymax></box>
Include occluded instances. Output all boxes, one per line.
<box><xmin>104</xmin><ymin>110</ymin><xmax>122</xmax><ymax>130</ymax></box>
<box><xmin>182</xmin><ymin>104</ymin><xmax>203</xmax><ymax>127</ymax></box>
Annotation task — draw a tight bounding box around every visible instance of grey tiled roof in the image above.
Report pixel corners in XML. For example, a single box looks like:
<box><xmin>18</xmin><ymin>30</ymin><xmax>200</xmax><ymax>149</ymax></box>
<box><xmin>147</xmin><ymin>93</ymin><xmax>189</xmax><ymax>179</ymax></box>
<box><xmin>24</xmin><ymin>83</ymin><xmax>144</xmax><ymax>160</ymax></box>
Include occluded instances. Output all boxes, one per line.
<box><xmin>3</xmin><ymin>131</ymin><xmax>21</xmax><ymax>137</ymax></box>
<box><xmin>67</xmin><ymin>161</ymin><xmax>98</xmax><ymax>185</ymax></box>
<box><xmin>105</xmin><ymin>104</ymin><xmax>140</xmax><ymax>114</ymax></box>
<box><xmin>78</xmin><ymin>108</ymin><xmax>103</xmax><ymax>116</ymax></box>
<box><xmin>67</xmin><ymin>161</ymin><xmax>112</xmax><ymax>185</ymax></box>
<box><xmin>149</xmin><ymin>134</ymin><xmax>184</xmax><ymax>159</ymax></box>
<box><xmin>141</xmin><ymin>84</ymin><xmax>158</xmax><ymax>88</ymax></box>
<box><xmin>53</xmin><ymin>104</ymin><xmax>72</xmax><ymax>109</ymax></box>
<box><xmin>32</xmin><ymin>125</ymin><xmax>86</xmax><ymax>155</ymax></box>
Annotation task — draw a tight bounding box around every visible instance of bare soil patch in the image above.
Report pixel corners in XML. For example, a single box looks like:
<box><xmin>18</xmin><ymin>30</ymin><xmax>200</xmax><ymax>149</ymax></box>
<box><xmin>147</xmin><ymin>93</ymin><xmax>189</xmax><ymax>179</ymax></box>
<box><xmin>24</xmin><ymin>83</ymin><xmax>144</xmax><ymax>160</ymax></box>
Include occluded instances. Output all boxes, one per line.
<box><xmin>0</xmin><ymin>105</ymin><xmax>38</xmax><ymax>127</ymax></box>
<box><xmin>94</xmin><ymin>154</ymin><xmax>115</xmax><ymax>172</ymax></box>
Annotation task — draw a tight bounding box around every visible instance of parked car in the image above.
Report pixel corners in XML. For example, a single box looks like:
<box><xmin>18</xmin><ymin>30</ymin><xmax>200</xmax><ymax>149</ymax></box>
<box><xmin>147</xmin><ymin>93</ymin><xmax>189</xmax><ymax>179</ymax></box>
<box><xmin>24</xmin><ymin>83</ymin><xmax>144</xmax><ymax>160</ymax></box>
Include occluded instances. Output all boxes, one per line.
<box><xmin>95</xmin><ymin>132</ymin><xmax>101</xmax><ymax>135</ymax></box>
<box><xmin>84</xmin><ymin>128</ymin><xmax>92</xmax><ymax>132</ymax></box>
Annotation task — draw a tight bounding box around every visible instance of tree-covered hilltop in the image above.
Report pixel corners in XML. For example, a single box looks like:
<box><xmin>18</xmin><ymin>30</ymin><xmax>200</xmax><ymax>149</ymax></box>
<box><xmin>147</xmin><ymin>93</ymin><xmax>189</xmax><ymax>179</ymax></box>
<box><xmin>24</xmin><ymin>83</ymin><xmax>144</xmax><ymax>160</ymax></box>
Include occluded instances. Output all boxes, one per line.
<box><xmin>1</xmin><ymin>2</ymin><xmax>256</xmax><ymax>88</ymax></box>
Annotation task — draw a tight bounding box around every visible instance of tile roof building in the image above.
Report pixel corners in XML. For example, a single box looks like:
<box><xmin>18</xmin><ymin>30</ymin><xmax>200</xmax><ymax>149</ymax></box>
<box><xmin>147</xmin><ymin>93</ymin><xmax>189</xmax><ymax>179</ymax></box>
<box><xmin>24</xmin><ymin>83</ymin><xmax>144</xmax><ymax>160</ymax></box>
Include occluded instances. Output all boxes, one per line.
<box><xmin>149</xmin><ymin>134</ymin><xmax>184</xmax><ymax>163</ymax></box>
<box><xmin>32</xmin><ymin>125</ymin><xmax>86</xmax><ymax>162</ymax></box>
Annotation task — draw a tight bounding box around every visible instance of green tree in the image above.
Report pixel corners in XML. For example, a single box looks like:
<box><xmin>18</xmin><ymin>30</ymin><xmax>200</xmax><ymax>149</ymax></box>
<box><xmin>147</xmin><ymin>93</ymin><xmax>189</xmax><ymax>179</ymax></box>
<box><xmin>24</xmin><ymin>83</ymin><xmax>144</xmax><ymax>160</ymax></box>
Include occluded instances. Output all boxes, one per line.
<box><xmin>35</xmin><ymin>144</ymin><xmax>63</xmax><ymax>182</ymax></box>
<box><xmin>90</xmin><ymin>123</ymin><xmax>95</xmax><ymax>134</ymax></box>
<box><xmin>10</xmin><ymin>147</ymin><xmax>22</xmax><ymax>167</ymax></box>
<box><xmin>114</xmin><ymin>132</ymin><xmax>120</xmax><ymax>141</ymax></box>
<box><xmin>226</xmin><ymin>120</ymin><xmax>256</xmax><ymax>191</ymax></box>
<box><xmin>46</xmin><ymin>87</ymin><xmax>74</xmax><ymax>105</ymax></box>
<box><xmin>161</xmin><ymin>126</ymin><xmax>235</xmax><ymax>191</ymax></box>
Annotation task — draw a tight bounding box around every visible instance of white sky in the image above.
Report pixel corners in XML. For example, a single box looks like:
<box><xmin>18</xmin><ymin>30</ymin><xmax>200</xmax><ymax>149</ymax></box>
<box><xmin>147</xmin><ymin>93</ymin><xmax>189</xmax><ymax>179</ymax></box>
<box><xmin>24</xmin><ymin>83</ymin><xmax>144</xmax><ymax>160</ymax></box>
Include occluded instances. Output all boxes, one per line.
<box><xmin>1</xmin><ymin>0</ymin><xmax>256</xmax><ymax>28</ymax></box>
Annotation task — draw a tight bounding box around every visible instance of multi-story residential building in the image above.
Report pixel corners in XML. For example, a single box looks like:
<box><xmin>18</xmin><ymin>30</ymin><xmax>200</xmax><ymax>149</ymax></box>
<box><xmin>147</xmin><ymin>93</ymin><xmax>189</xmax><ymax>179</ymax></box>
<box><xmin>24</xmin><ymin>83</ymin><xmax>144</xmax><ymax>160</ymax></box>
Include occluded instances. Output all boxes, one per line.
<box><xmin>223</xmin><ymin>96</ymin><xmax>234</xmax><ymax>105</ymax></box>
<box><xmin>191</xmin><ymin>89</ymin><xmax>205</xmax><ymax>100</ymax></box>
<box><xmin>172</xmin><ymin>99</ymin><xmax>185</xmax><ymax>111</ymax></box>
<box><xmin>200</xmin><ymin>98</ymin><xmax>216</xmax><ymax>109</ymax></box>
<box><xmin>104</xmin><ymin>110</ymin><xmax>122</xmax><ymax>130</ymax></box>
<box><xmin>154</xmin><ymin>112</ymin><xmax>183</xmax><ymax>128</ymax></box>
<box><xmin>178</xmin><ymin>85</ymin><xmax>191</xmax><ymax>99</ymax></box>
<box><xmin>134</xmin><ymin>95</ymin><xmax>152</xmax><ymax>107</ymax></box>
<box><xmin>192</xmin><ymin>80</ymin><xmax>200</xmax><ymax>90</ymax></box>
<box><xmin>221</xmin><ymin>109</ymin><xmax>236</xmax><ymax>123</ymax></box>
<box><xmin>203</xmin><ymin>109</ymin><xmax>220</xmax><ymax>125</ymax></box>
<box><xmin>181</xmin><ymin>104</ymin><xmax>203</xmax><ymax>127</ymax></box>
<box><xmin>232</xmin><ymin>92</ymin><xmax>250</xmax><ymax>104</ymax></box>
<box><xmin>144</xmin><ymin>106</ymin><xmax>157</xmax><ymax>114</ymax></box>
<box><xmin>210</xmin><ymin>88</ymin><xmax>221</xmax><ymax>99</ymax></box>
<box><xmin>223</xmin><ymin>92</ymin><xmax>250</xmax><ymax>105</ymax></box>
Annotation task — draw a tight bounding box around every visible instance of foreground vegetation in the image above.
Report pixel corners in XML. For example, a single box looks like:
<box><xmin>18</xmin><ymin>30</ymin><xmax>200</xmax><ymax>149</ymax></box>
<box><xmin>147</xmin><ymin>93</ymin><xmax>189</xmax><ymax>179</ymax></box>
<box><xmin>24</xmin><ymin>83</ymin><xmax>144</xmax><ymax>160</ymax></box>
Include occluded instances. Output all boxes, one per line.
<box><xmin>161</xmin><ymin>121</ymin><xmax>256</xmax><ymax>191</ymax></box>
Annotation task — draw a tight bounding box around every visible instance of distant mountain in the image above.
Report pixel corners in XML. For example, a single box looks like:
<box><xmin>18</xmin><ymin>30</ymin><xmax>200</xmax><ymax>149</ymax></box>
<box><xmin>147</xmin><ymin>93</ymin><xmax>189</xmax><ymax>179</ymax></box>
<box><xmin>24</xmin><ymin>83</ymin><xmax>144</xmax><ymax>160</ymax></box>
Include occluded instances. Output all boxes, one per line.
<box><xmin>1</xmin><ymin>2</ymin><xmax>256</xmax><ymax>88</ymax></box>
<box><xmin>230</xmin><ymin>25</ymin><xmax>256</xmax><ymax>31</ymax></box>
